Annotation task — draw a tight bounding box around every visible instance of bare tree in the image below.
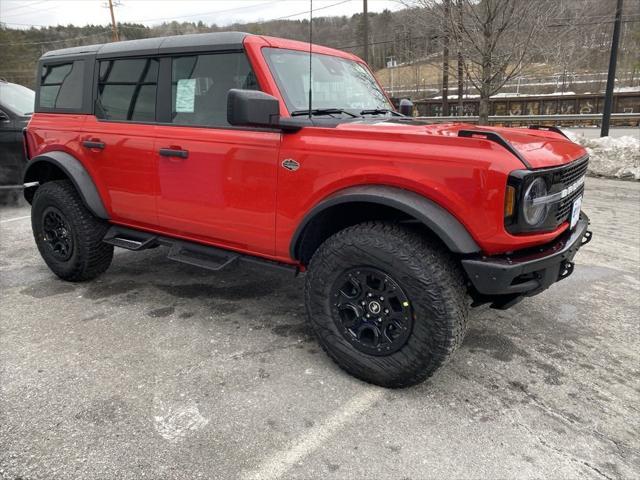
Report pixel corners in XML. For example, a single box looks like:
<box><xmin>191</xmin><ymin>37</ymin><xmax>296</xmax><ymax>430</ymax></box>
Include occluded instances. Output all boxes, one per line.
<box><xmin>407</xmin><ymin>0</ymin><xmax>558</xmax><ymax>124</ymax></box>
<box><xmin>456</xmin><ymin>0</ymin><xmax>464</xmax><ymax>113</ymax></box>
<box><xmin>441</xmin><ymin>0</ymin><xmax>451</xmax><ymax>116</ymax></box>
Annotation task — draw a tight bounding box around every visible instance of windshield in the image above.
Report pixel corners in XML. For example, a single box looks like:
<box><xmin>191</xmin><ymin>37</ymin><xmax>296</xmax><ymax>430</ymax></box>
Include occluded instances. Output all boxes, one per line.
<box><xmin>263</xmin><ymin>48</ymin><xmax>392</xmax><ymax>115</ymax></box>
<box><xmin>0</xmin><ymin>82</ymin><xmax>35</xmax><ymax>116</ymax></box>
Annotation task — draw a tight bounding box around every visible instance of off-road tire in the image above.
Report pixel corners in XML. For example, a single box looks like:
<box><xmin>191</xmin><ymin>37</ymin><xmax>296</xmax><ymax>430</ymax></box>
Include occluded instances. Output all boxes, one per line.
<box><xmin>32</xmin><ymin>180</ymin><xmax>113</xmax><ymax>281</ymax></box>
<box><xmin>305</xmin><ymin>221</ymin><xmax>469</xmax><ymax>388</ymax></box>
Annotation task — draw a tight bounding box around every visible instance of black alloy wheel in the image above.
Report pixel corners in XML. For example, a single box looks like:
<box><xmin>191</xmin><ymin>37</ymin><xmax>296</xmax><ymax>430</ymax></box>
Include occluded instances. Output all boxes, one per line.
<box><xmin>42</xmin><ymin>206</ymin><xmax>74</xmax><ymax>261</ymax></box>
<box><xmin>305</xmin><ymin>221</ymin><xmax>470</xmax><ymax>388</ymax></box>
<box><xmin>31</xmin><ymin>180</ymin><xmax>113</xmax><ymax>281</ymax></box>
<box><xmin>331</xmin><ymin>267</ymin><xmax>414</xmax><ymax>356</ymax></box>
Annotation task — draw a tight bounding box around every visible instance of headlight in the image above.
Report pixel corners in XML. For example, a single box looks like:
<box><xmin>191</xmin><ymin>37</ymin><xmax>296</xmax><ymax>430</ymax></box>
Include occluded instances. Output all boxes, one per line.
<box><xmin>505</xmin><ymin>156</ymin><xmax>588</xmax><ymax>234</ymax></box>
<box><xmin>522</xmin><ymin>177</ymin><xmax>549</xmax><ymax>226</ymax></box>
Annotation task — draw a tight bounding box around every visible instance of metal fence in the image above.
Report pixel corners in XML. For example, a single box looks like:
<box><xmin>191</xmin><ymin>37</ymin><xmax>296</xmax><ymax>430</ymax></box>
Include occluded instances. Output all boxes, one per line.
<box><xmin>414</xmin><ymin>113</ymin><xmax>640</xmax><ymax>125</ymax></box>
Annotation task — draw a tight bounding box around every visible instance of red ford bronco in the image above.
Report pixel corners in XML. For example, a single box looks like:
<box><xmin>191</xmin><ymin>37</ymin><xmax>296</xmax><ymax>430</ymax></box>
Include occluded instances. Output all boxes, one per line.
<box><xmin>24</xmin><ymin>32</ymin><xmax>592</xmax><ymax>387</ymax></box>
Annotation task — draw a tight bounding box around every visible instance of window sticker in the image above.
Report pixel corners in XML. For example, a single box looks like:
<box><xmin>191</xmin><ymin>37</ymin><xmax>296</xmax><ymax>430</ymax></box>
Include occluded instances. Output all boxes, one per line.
<box><xmin>175</xmin><ymin>78</ymin><xmax>196</xmax><ymax>113</ymax></box>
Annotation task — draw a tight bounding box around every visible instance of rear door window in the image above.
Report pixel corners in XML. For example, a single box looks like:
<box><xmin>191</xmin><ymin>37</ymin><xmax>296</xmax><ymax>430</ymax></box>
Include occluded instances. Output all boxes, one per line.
<box><xmin>39</xmin><ymin>60</ymin><xmax>84</xmax><ymax>110</ymax></box>
<box><xmin>96</xmin><ymin>58</ymin><xmax>159</xmax><ymax>122</ymax></box>
<box><xmin>170</xmin><ymin>52</ymin><xmax>258</xmax><ymax>127</ymax></box>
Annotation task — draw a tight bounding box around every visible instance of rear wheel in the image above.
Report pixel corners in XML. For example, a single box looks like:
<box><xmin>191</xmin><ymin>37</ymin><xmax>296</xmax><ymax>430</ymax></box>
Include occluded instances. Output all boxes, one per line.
<box><xmin>32</xmin><ymin>180</ymin><xmax>113</xmax><ymax>281</ymax></box>
<box><xmin>305</xmin><ymin>221</ymin><xmax>469</xmax><ymax>388</ymax></box>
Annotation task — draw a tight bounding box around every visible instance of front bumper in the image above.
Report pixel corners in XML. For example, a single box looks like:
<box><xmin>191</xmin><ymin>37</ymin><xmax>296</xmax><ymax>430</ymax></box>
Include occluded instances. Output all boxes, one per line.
<box><xmin>462</xmin><ymin>213</ymin><xmax>592</xmax><ymax>308</ymax></box>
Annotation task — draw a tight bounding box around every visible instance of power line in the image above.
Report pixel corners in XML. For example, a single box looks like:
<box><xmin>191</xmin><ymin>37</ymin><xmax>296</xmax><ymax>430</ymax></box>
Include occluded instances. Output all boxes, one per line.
<box><xmin>1</xmin><ymin>0</ymin><xmax>294</xmax><ymax>30</ymax></box>
<box><xmin>2</xmin><ymin>3</ymin><xmax>638</xmax><ymax>47</ymax></box>
<box><xmin>551</xmin><ymin>12</ymin><xmax>640</xmax><ymax>22</ymax></box>
<box><xmin>0</xmin><ymin>32</ymin><xmax>111</xmax><ymax>46</ymax></box>
<box><xmin>135</xmin><ymin>1</ymin><xmax>275</xmax><ymax>24</ymax></box>
<box><xmin>548</xmin><ymin>18</ymin><xmax>639</xmax><ymax>27</ymax></box>
<box><xmin>1</xmin><ymin>0</ymin><xmax>357</xmax><ymax>39</ymax></box>
<box><xmin>128</xmin><ymin>1</ymin><xmax>353</xmax><ymax>27</ymax></box>
<box><xmin>338</xmin><ymin>14</ymin><xmax>640</xmax><ymax>49</ymax></box>
<box><xmin>1</xmin><ymin>1</ymin><xmax>63</xmax><ymax>19</ymax></box>
<box><xmin>0</xmin><ymin>1</ymin><xmax>275</xmax><ymax>28</ymax></box>
<box><xmin>270</xmin><ymin>0</ymin><xmax>353</xmax><ymax>21</ymax></box>
<box><xmin>1</xmin><ymin>21</ymin><xmax>50</xmax><ymax>27</ymax></box>
<box><xmin>0</xmin><ymin>0</ymin><xmax>48</xmax><ymax>15</ymax></box>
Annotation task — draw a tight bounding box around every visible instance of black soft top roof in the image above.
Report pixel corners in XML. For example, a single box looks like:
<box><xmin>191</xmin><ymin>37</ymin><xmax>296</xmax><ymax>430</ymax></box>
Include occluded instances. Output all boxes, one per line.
<box><xmin>40</xmin><ymin>31</ymin><xmax>251</xmax><ymax>60</ymax></box>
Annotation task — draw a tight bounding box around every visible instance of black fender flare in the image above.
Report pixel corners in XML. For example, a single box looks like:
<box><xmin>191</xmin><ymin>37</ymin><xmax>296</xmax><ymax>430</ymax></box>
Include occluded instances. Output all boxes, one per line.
<box><xmin>290</xmin><ymin>185</ymin><xmax>481</xmax><ymax>258</ymax></box>
<box><xmin>23</xmin><ymin>151</ymin><xmax>109</xmax><ymax>219</ymax></box>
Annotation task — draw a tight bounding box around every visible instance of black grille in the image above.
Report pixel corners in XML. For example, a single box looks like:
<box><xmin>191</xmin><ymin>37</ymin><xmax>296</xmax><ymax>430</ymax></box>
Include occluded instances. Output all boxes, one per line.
<box><xmin>555</xmin><ymin>184</ymin><xmax>584</xmax><ymax>222</ymax></box>
<box><xmin>554</xmin><ymin>156</ymin><xmax>589</xmax><ymax>187</ymax></box>
<box><xmin>553</xmin><ymin>156</ymin><xmax>589</xmax><ymax>224</ymax></box>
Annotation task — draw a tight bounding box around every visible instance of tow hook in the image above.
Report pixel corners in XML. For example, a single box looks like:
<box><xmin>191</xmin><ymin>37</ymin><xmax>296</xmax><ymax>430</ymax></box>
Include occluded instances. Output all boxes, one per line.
<box><xmin>581</xmin><ymin>230</ymin><xmax>593</xmax><ymax>246</ymax></box>
<box><xmin>558</xmin><ymin>261</ymin><xmax>575</xmax><ymax>281</ymax></box>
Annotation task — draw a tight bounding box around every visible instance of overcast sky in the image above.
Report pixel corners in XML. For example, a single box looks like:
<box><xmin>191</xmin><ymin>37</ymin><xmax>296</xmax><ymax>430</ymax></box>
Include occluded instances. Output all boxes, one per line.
<box><xmin>1</xmin><ymin>0</ymin><xmax>403</xmax><ymax>29</ymax></box>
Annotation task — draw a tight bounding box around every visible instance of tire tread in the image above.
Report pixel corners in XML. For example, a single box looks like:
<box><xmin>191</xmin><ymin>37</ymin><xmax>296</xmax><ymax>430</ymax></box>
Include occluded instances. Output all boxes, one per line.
<box><xmin>32</xmin><ymin>180</ymin><xmax>113</xmax><ymax>282</ymax></box>
<box><xmin>305</xmin><ymin>221</ymin><xmax>469</xmax><ymax>388</ymax></box>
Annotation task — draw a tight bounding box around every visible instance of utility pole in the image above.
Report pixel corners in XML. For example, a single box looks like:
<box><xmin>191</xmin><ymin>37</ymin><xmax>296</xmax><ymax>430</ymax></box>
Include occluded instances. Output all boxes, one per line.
<box><xmin>107</xmin><ymin>0</ymin><xmax>120</xmax><ymax>42</ymax></box>
<box><xmin>441</xmin><ymin>0</ymin><xmax>451</xmax><ymax>116</ymax></box>
<box><xmin>387</xmin><ymin>56</ymin><xmax>396</xmax><ymax>96</ymax></box>
<box><xmin>362</xmin><ymin>0</ymin><xmax>368</xmax><ymax>64</ymax></box>
<box><xmin>601</xmin><ymin>0</ymin><xmax>623</xmax><ymax>137</ymax></box>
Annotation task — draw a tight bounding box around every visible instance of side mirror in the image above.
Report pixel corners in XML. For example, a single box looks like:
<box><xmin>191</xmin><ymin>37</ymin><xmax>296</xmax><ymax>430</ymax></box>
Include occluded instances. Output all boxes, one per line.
<box><xmin>227</xmin><ymin>89</ymin><xmax>280</xmax><ymax>128</ymax></box>
<box><xmin>399</xmin><ymin>99</ymin><xmax>414</xmax><ymax>117</ymax></box>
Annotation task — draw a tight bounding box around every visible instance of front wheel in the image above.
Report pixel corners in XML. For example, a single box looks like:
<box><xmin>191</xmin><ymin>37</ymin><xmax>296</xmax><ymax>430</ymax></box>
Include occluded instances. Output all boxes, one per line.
<box><xmin>31</xmin><ymin>180</ymin><xmax>113</xmax><ymax>282</ymax></box>
<box><xmin>305</xmin><ymin>222</ymin><xmax>469</xmax><ymax>388</ymax></box>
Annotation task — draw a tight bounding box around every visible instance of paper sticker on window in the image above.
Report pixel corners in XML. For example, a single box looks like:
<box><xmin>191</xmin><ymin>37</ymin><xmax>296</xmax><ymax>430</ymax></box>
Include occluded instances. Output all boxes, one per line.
<box><xmin>176</xmin><ymin>78</ymin><xmax>196</xmax><ymax>113</ymax></box>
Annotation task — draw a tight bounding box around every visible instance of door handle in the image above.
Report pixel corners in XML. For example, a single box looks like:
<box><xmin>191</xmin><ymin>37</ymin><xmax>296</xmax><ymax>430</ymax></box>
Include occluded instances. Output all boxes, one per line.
<box><xmin>159</xmin><ymin>148</ymin><xmax>189</xmax><ymax>159</ymax></box>
<box><xmin>82</xmin><ymin>140</ymin><xmax>105</xmax><ymax>149</ymax></box>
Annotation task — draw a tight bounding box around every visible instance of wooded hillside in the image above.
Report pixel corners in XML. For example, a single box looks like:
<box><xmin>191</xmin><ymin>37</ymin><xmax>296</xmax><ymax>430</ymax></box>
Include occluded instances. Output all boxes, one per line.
<box><xmin>1</xmin><ymin>0</ymin><xmax>638</xmax><ymax>94</ymax></box>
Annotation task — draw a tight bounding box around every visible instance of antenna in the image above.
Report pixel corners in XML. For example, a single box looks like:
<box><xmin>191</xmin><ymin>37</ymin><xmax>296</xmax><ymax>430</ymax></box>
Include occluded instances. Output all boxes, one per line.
<box><xmin>308</xmin><ymin>0</ymin><xmax>313</xmax><ymax>119</ymax></box>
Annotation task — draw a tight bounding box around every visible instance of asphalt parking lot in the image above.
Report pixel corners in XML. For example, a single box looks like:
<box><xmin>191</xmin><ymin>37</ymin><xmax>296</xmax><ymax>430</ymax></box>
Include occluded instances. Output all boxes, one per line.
<box><xmin>1</xmin><ymin>177</ymin><xmax>638</xmax><ymax>480</ymax></box>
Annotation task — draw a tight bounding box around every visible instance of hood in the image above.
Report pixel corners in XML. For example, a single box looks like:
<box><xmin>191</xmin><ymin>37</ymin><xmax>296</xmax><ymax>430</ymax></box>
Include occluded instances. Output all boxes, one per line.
<box><xmin>334</xmin><ymin>118</ymin><xmax>586</xmax><ymax>169</ymax></box>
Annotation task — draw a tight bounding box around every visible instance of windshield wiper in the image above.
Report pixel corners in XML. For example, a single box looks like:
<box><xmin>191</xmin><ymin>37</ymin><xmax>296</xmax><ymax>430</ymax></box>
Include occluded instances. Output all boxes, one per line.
<box><xmin>360</xmin><ymin>108</ymin><xmax>402</xmax><ymax>117</ymax></box>
<box><xmin>291</xmin><ymin>108</ymin><xmax>357</xmax><ymax>118</ymax></box>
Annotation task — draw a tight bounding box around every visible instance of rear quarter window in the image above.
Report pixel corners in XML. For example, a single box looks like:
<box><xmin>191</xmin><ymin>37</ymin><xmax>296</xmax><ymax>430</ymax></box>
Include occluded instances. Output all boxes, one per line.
<box><xmin>96</xmin><ymin>58</ymin><xmax>159</xmax><ymax>122</ymax></box>
<box><xmin>38</xmin><ymin>60</ymin><xmax>85</xmax><ymax>110</ymax></box>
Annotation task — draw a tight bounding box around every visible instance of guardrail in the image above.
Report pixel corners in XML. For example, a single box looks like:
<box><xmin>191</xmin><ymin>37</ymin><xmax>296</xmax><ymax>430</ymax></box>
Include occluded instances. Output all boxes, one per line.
<box><xmin>414</xmin><ymin>113</ymin><xmax>640</xmax><ymax>124</ymax></box>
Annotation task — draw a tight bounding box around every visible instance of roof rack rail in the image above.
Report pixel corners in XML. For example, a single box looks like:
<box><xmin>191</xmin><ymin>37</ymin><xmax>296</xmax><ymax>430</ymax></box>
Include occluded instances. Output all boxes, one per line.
<box><xmin>528</xmin><ymin>125</ymin><xmax>570</xmax><ymax>140</ymax></box>
<box><xmin>458</xmin><ymin>129</ymin><xmax>531</xmax><ymax>169</ymax></box>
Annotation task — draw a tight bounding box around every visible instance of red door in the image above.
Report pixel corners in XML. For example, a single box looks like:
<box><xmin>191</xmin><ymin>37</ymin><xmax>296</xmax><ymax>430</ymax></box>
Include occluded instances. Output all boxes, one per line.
<box><xmin>153</xmin><ymin>127</ymin><xmax>280</xmax><ymax>256</ymax></box>
<box><xmin>151</xmin><ymin>51</ymin><xmax>280</xmax><ymax>257</ymax></box>
<box><xmin>83</xmin><ymin>56</ymin><xmax>160</xmax><ymax>226</ymax></box>
<box><xmin>82</xmin><ymin>116</ymin><xmax>157</xmax><ymax>226</ymax></box>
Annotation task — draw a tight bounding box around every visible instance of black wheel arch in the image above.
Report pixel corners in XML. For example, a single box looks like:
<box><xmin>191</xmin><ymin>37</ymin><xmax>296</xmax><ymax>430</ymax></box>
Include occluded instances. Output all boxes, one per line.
<box><xmin>291</xmin><ymin>185</ymin><xmax>480</xmax><ymax>264</ymax></box>
<box><xmin>23</xmin><ymin>151</ymin><xmax>109</xmax><ymax>220</ymax></box>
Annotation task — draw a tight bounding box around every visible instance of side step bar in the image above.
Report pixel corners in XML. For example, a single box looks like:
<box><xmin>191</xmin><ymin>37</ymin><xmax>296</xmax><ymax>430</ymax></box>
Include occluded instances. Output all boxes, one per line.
<box><xmin>168</xmin><ymin>242</ymin><xmax>238</xmax><ymax>272</ymax></box>
<box><xmin>102</xmin><ymin>225</ymin><xmax>297</xmax><ymax>274</ymax></box>
<box><xmin>103</xmin><ymin>226</ymin><xmax>159</xmax><ymax>251</ymax></box>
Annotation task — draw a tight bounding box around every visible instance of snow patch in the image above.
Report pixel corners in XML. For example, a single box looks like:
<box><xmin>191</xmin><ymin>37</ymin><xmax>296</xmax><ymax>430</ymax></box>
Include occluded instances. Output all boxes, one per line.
<box><xmin>563</xmin><ymin>131</ymin><xmax>640</xmax><ymax>181</ymax></box>
<box><xmin>154</xmin><ymin>400</ymin><xmax>209</xmax><ymax>442</ymax></box>
<box><xmin>614</xmin><ymin>86</ymin><xmax>640</xmax><ymax>93</ymax></box>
